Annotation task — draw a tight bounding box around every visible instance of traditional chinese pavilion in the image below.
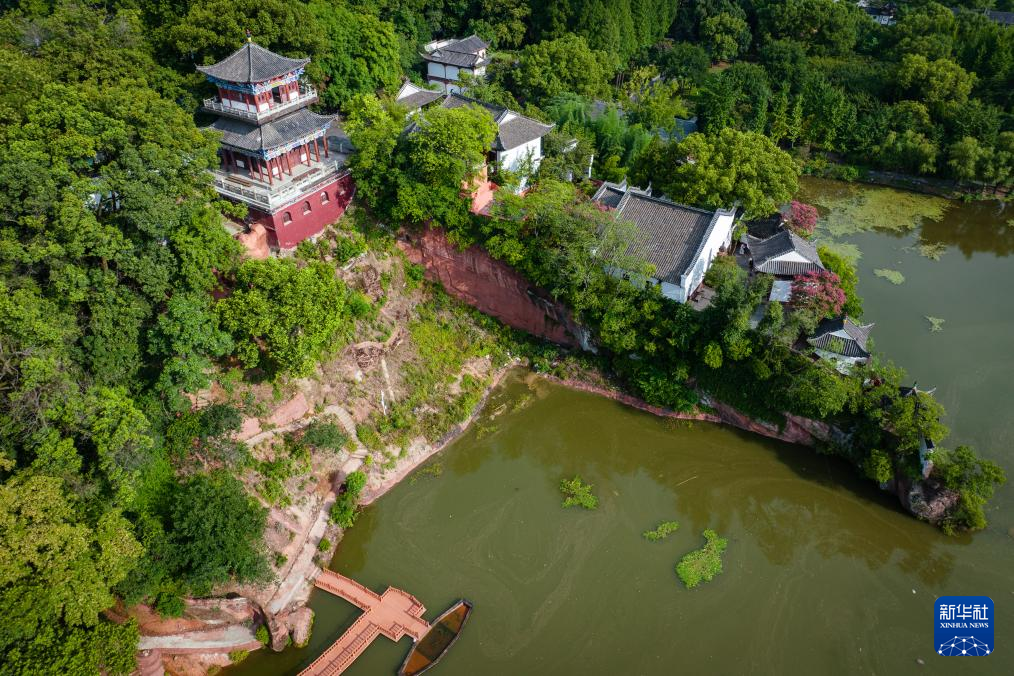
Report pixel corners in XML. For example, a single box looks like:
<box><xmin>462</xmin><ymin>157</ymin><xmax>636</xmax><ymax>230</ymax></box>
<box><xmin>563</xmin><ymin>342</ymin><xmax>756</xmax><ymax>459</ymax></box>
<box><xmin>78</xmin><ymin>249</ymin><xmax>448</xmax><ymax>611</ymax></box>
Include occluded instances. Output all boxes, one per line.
<box><xmin>198</xmin><ymin>40</ymin><xmax>353</xmax><ymax>249</ymax></box>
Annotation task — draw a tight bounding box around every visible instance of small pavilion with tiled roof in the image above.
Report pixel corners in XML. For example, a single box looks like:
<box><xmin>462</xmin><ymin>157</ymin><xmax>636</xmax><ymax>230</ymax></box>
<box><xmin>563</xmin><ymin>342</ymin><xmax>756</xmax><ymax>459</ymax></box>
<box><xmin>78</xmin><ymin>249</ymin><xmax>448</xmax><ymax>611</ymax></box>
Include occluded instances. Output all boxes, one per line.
<box><xmin>808</xmin><ymin>316</ymin><xmax>874</xmax><ymax>370</ymax></box>
<box><xmin>745</xmin><ymin>230</ymin><xmax>824</xmax><ymax>277</ymax></box>
<box><xmin>199</xmin><ymin>40</ymin><xmax>353</xmax><ymax>249</ymax></box>
<box><xmin>592</xmin><ymin>182</ymin><xmax>737</xmax><ymax>304</ymax></box>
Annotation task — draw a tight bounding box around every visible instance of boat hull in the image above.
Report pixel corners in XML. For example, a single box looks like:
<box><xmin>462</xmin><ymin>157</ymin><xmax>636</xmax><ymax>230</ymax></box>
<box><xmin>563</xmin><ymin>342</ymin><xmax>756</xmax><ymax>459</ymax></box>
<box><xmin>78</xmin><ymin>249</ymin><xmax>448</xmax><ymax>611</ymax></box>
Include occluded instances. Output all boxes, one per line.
<box><xmin>398</xmin><ymin>599</ymin><xmax>473</xmax><ymax>676</ymax></box>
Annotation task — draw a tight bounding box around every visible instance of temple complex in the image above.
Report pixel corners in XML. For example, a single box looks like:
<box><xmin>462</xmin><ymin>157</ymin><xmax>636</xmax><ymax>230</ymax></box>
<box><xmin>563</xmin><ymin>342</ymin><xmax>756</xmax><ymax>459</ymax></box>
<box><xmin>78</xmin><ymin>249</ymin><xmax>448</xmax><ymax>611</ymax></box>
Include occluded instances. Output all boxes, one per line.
<box><xmin>198</xmin><ymin>41</ymin><xmax>353</xmax><ymax>249</ymax></box>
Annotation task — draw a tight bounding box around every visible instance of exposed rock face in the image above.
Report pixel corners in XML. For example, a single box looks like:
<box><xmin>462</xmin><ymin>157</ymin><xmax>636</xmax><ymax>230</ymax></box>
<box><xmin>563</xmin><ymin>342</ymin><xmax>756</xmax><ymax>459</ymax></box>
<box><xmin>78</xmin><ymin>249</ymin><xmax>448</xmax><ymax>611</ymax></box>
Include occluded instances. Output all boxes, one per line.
<box><xmin>268</xmin><ymin>391</ymin><xmax>310</xmax><ymax>427</ymax></box>
<box><xmin>238</xmin><ymin>223</ymin><xmax>271</xmax><ymax>260</ymax></box>
<box><xmin>398</xmin><ymin>228</ymin><xmax>583</xmax><ymax>347</ymax></box>
<box><xmin>896</xmin><ymin>475</ymin><xmax>960</xmax><ymax>524</ymax></box>
<box><xmin>288</xmin><ymin>607</ymin><xmax>315</xmax><ymax>647</ymax></box>
<box><xmin>235</xmin><ymin>416</ymin><xmax>263</xmax><ymax>441</ymax></box>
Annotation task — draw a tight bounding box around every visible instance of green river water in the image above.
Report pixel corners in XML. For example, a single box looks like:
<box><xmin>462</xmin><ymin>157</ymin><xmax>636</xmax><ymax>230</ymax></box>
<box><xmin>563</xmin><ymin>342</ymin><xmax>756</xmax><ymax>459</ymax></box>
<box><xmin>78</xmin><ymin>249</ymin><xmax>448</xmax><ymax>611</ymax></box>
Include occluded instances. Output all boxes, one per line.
<box><xmin>231</xmin><ymin>178</ymin><xmax>1013</xmax><ymax>675</ymax></box>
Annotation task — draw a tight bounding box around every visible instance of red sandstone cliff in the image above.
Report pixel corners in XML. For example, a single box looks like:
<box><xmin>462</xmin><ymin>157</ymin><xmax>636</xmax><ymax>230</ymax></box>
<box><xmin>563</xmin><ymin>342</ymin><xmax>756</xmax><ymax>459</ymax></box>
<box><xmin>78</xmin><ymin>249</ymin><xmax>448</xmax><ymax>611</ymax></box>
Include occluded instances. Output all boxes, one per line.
<box><xmin>398</xmin><ymin>228</ymin><xmax>585</xmax><ymax>348</ymax></box>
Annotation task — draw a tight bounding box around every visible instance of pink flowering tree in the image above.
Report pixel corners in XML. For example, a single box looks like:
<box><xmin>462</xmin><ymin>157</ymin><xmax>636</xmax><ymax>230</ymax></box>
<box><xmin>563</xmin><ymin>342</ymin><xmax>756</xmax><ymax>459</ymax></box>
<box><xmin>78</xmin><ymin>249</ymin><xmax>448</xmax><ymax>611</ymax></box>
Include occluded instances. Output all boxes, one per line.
<box><xmin>791</xmin><ymin>269</ymin><xmax>846</xmax><ymax>326</ymax></box>
<box><xmin>786</xmin><ymin>201</ymin><xmax>818</xmax><ymax>236</ymax></box>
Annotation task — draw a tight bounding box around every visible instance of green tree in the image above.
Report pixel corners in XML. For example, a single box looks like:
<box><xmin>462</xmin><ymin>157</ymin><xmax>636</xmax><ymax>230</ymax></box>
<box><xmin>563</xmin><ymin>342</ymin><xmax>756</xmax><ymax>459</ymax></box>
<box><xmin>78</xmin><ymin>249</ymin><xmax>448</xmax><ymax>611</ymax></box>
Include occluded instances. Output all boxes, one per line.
<box><xmin>936</xmin><ymin>445</ymin><xmax>1006</xmax><ymax>531</ymax></box>
<box><xmin>167</xmin><ymin>0</ymin><xmax>325</xmax><ymax>72</ymax></box>
<box><xmin>513</xmin><ymin>35</ymin><xmax>614</xmax><ymax>102</ymax></box>
<box><xmin>700</xmin><ymin>12</ymin><xmax>751</xmax><ymax>62</ymax></box>
<box><xmin>946</xmin><ymin>136</ymin><xmax>991</xmax><ymax>183</ymax></box>
<box><xmin>307</xmin><ymin>1</ymin><xmax>403</xmax><ymax>108</ymax></box>
<box><xmin>633</xmin><ymin>129</ymin><xmax>799</xmax><ymax>218</ymax></box>
<box><xmin>165</xmin><ymin>473</ymin><xmax>268</xmax><ymax>594</ymax></box>
<box><xmin>654</xmin><ymin>41</ymin><xmax>710</xmax><ymax>94</ymax></box>
<box><xmin>896</xmin><ymin>55</ymin><xmax>976</xmax><ymax>114</ymax></box>
<box><xmin>218</xmin><ymin>259</ymin><xmax>365</xmax><ymax>376</ymax></box>
<box><xmin>0</xmin><ymin>475</ymin><xmax>142</xmax><ymax>672</ymax></box>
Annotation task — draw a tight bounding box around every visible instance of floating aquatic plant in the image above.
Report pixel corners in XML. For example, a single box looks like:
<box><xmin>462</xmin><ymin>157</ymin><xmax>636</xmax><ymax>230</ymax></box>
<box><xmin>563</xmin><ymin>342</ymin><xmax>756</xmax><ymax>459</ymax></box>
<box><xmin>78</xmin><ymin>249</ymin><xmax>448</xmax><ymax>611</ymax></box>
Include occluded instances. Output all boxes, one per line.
<box><xmin>560</xmin><ymin>475</ymin><xmax>598</xmax><ymax>509</ymax></box>
<box><xmin>925</xmin><ymin>316</ymin><xmax>945</xmax><ymax>332</ymax></box>
<box><xmin>643</xmin><ymin>520</ymin><xmax>680</xmax><ymax>541</ymax></box>
<box><xmin>799</xmin><ymin>180</ymin><xmax>949</xmax><ymax>238</ymax></box>
<box><xmin>874</xmin><ymin>268</ymin><xmax>906</xmax><ymax>285</ymax></box>
<box><xmin>676</xmin><ymin>529</ymin><xmax>728</xmax><ymax>589</ymax></box>
<box><xmin>916</xmin><ymin>241</ymin><xmax>948</xmax><ymax>261</ymax></box>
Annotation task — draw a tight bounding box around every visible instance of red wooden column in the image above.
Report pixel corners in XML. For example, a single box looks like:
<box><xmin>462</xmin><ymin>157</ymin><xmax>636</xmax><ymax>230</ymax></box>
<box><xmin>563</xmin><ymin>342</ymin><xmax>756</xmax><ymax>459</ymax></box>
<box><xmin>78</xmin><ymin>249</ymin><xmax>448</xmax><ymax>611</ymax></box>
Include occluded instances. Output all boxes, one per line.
<box><xmin>265</xmin><ymin>158</ymin><xmax>273</xmax><ymax>186</ymax></box>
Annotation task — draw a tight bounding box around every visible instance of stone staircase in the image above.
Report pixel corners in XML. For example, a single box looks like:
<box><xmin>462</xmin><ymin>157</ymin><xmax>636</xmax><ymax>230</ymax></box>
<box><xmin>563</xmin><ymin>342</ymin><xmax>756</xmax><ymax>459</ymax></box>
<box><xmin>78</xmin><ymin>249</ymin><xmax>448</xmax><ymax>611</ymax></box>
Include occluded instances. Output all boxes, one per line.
<box><xmin>135</xmin><ymin>649</ymin><xmax>163</xmax><ymax>676</ymax></box>
<box><xmin>322</xmin><ymin>405</ymin><xmax>369</xmax><ymax>473</ymax></box>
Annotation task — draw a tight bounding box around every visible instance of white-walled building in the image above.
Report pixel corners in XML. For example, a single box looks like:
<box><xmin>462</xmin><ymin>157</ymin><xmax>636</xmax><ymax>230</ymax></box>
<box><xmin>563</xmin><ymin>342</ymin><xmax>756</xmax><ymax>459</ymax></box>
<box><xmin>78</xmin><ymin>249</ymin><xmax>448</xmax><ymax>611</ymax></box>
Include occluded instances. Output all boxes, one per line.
<box><xmin>421</xmin><ymin>35</ymin><xmax>490</xmax><ymax>93</ymax></box>
<box><xmin>439</xmin><ymin>93</ymin><xmax>554</xmax><ymax>192</ymax></box>
<box><xmin>593</xmin><ymin>182</ymin><xmax>737</xmax><ymax>304</ymax></box>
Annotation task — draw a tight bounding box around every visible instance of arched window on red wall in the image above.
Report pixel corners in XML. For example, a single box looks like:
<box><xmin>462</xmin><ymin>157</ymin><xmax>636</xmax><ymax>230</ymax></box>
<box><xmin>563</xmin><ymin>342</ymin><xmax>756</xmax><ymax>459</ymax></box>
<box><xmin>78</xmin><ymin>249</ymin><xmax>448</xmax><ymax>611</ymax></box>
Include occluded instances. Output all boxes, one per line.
<box><xmin>282</xmin><ymin>211</ymin><xmax>292</xmax><ymax>224</ymax></box>
<box><xmin>320</xmin><ymin>191</ymin><xmax>329</xmax><ymax>204</ymax></box>
<box><xmin>302</xmin><ymin>201</ymin><xmax>312</xmax><ymax>215</ymax></box>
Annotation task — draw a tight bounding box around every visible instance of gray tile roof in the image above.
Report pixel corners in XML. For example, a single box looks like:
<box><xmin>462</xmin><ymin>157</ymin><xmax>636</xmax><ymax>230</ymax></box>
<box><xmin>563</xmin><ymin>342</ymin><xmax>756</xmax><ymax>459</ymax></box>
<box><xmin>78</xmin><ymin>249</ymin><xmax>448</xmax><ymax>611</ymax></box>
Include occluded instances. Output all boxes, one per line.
<box><xmin>423</xmin><ymin>35</ymin><xmax>490</xmax><ymax>68</ymax></box>
<box><xmin>395</xmin><ymin>81</ymin><xmax>444</xmax><ymax>111</ymax></box>
<box><xmin>197</xmin><ymin>42</ymin><xmax>310</xmax><ymax>84</ymax></box>
<box><xmin>441</xmin><ymin>94</ymin><xmax>553</xmax><ymax>151</ymax></box>
<box><xmin>808</xmin><ymin>317</ymin><xmax>874</xmax><ymax>359</ymax></box>
<box><xmin>207</xmin><ymin>108</ymin><xmax>335</xmax><ymax>155</ymax></box>
<box><xmin>591</xmin><ymin>181</ymin><xmax>649</xmax><ymax>209</ymax></box>
<box><xmin>594</xmin><ymin>185</ymin><xmax>729</xmax><ymax>284</ymax></box>
<box><xmin>746</xmin><ymin>230</ymin><xmax>823</xmax><ymax>276</ymax></box>
<box><xmin>444</xmin><ymin>35</ymin><xmax>489</xmax><ymax>54</ymax></box>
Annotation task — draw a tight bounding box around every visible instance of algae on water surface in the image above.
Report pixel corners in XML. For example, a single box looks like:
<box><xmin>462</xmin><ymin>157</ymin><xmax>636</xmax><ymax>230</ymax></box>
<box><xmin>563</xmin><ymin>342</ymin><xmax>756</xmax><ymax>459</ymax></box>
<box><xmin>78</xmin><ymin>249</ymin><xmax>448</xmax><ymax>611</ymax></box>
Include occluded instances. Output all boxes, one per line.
<box><xmin>874</xmin><ymin>269</ymin><xmax>905</xmax><ymax>285</ymax></box>
<box><xmin>802</xmin><ymin>183</ymin><xmax>949</xmax><ymax>238</ymax></box>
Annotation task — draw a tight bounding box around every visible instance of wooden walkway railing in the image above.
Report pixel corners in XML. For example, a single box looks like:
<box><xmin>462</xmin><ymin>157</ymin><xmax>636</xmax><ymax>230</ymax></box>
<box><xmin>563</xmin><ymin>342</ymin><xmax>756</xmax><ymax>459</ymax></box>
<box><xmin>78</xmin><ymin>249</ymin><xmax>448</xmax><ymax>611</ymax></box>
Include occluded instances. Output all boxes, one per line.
<box><xmin>297</xmin><ymin>571</ymin><xmax>430</xmax><ymax>676</ymax></box>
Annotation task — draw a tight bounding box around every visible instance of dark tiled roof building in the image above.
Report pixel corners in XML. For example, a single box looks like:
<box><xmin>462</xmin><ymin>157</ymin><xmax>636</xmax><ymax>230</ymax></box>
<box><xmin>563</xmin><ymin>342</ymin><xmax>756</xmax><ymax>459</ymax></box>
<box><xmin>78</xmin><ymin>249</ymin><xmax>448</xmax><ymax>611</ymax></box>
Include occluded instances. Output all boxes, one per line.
<box><xmin>422</xmin><ymin>35</ymin><xmax>491</xmax><ymax>93</ymax></box>
<box><xmin>746</xmin><ymin>230</ymin><xmax>824</xmax><ymax>277</ymax></box>
<box><xmin>592</xmin><ymin>182</ymin><xmax>737</xmax><ymax>304</ymax></box>
<box><xmin>808</xmin><ymin>316</ymin><xmax>875</xmax><ymax>368</ymax></box>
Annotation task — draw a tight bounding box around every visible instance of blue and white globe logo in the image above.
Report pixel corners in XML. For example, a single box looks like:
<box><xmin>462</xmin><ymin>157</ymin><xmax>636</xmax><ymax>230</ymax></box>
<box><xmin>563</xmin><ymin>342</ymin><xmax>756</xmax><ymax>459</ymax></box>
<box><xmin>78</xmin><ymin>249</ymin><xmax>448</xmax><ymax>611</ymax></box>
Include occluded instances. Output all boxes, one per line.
<box><xmin>935</xmin><ymin>596</ymin><xmax>993</xmax><ymax>656</ymax></box>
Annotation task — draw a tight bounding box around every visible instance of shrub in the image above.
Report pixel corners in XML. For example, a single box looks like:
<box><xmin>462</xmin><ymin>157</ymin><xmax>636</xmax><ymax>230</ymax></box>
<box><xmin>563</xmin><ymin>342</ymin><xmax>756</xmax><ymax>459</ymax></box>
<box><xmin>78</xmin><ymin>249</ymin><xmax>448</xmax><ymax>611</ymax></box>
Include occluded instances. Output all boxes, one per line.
<box><xmin>560</xmin><ymin>476</ymin><xmax>598</xmax><ymax>509</ymax></box>
<box><xmin>229</xmin><ymin>650</ymin><xmax>250</xmax><ymax>664</ymax></box>
<box><xmin>404</xmin><ymin>262</ymin><xmax>426</xmax><ymax>289</ymax></box>
<box><xmin>676</xmin><ymin>529</ymin><xmax>728</xmax><ymax>589</ymax></box>
<box><xmin>333</xmin><ymin>230</ymin><xmax>368</xmax><ymax>264</ymax></box>
<box><xmin>154</xmin><ymin>590</ymin><xmax>185</xmax><ymax>618</ymax></box>
<box><xmin>863</xmin><ymin>448</ymin><xmax>894</xmax><ymax>484</ymax></box>
<box><xmin>318</xmin><ymin>537</ymin><xmax>332</xmax><ymax>552</ymax></box>
<box><xmin>256</xmin><ymin>625</ymin><xmax>270</xmax><ymax>646</ymax></box>
<box><xmin>330</xmin><ymin>471</ymin><xmax>368</xmax><ymax>528</ymax></box>
<box><xmin>301</xmin><ymin>418</ymin><xmax>348</xmax><ymax>452</ymax></box>
<box><xmin>643</xmin><ymin>520</ymin><xmax>680</xmax><ymax>541</ymax></box>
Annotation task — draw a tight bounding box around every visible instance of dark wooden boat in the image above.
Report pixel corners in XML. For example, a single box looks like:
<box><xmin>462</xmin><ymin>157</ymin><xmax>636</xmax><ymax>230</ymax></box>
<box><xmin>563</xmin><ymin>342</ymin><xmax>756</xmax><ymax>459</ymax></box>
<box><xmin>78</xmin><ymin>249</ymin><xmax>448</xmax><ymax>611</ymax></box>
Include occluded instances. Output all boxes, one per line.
<box><xmin>398</xmin><ymin>599</ymin><xmax>473</xmax><ymax>676</ymax></box>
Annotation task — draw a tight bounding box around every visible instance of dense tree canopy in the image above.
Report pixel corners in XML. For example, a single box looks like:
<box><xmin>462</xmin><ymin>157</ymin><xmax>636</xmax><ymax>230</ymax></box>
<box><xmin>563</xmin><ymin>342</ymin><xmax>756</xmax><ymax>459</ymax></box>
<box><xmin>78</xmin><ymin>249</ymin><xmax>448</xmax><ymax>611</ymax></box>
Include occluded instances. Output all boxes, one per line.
<box><xmin>633</xmin><ymin>129</ymin><xmax>800</xmax><ymax>218</ymax></box>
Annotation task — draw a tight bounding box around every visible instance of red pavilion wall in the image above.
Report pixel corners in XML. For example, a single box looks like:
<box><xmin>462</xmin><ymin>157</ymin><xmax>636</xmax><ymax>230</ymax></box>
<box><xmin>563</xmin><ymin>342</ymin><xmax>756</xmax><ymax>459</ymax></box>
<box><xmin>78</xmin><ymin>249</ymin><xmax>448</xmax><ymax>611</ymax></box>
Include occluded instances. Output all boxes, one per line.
<box><xmin>247</xmin><ymin>172</ymin><xmax>354</xmax><ymax>249</ymax></box>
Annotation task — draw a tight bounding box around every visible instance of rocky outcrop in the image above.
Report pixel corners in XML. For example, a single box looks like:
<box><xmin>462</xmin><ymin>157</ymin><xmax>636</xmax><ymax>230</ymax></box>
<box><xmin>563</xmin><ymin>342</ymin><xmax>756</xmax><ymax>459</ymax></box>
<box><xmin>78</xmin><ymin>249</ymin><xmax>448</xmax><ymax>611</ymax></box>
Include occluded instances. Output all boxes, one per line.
<box><xmin>284</xmin><ymin>607</ymin><xmax>315</xmax><ymax>648</ymax></box>
<box><xmin>398</xmin><ymin>228</ymin><xmax>584</xmax><ymax>348</ymax></box>
<box><xmin>268</xmin><ymin>391</ymin><xmax>311</xmax><ymax>427</ymax></box>
<box><xmin>893</xmin><ymin>475</ymin><xmax>960</xmax><ymax>524</ymax></box>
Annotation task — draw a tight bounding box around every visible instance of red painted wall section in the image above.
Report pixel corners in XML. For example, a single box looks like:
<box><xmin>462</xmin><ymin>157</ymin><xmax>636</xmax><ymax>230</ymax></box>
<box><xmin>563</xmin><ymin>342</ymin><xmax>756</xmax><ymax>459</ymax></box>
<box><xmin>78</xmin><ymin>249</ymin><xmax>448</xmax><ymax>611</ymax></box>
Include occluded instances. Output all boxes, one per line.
<box><xmin>246</xmin><ymin>172</ymin><xmax>354</xmax><ymax>249</ymax></box>
<box><xmin>398</xmin><ymin>227</ymin><xmax>583</xmax><ymax>347</ymax></box>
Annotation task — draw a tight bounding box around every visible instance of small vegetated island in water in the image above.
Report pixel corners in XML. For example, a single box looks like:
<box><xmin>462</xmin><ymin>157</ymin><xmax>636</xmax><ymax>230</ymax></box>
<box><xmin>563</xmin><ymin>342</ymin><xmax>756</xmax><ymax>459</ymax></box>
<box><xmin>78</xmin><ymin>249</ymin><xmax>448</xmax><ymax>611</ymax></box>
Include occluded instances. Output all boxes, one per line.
<box><xmin>676</xmin><ymin>530</ymin><xmax>728</xmax><ymax>589</ymax></box>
